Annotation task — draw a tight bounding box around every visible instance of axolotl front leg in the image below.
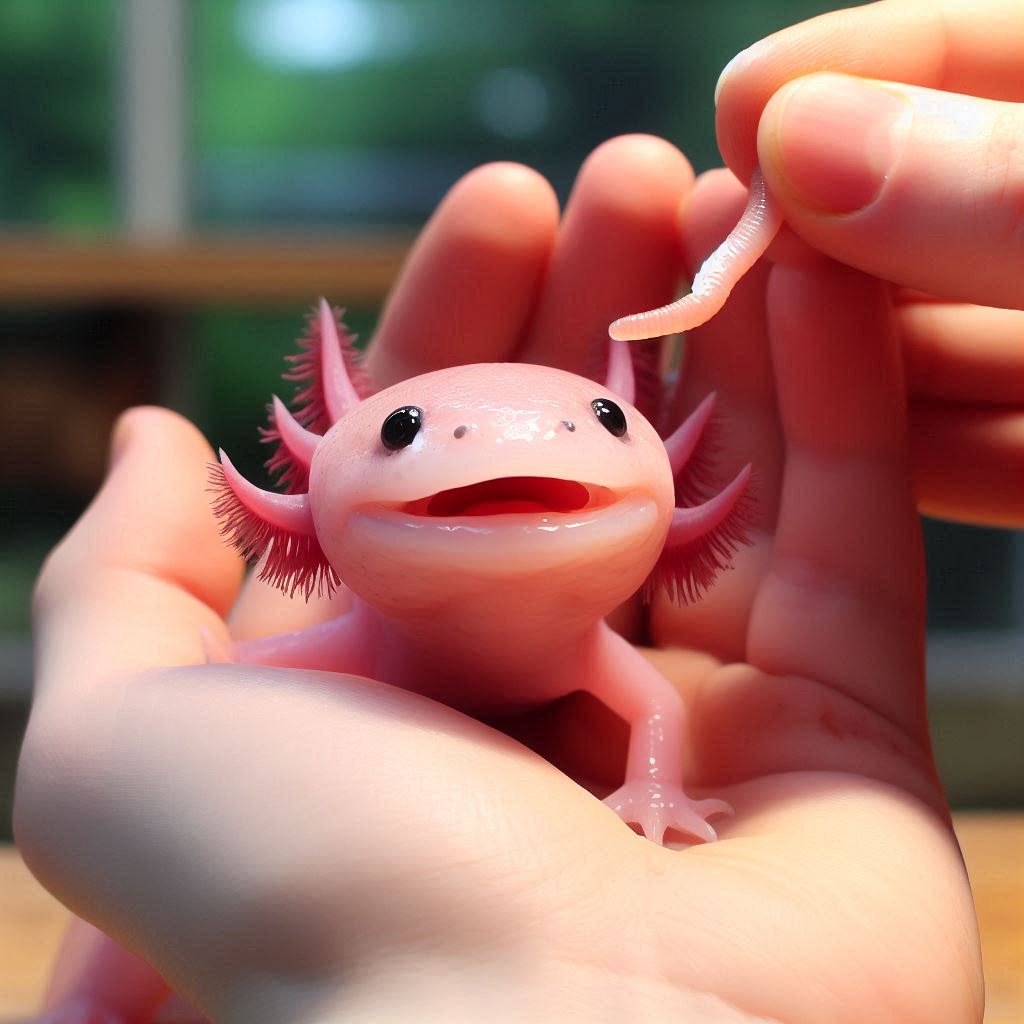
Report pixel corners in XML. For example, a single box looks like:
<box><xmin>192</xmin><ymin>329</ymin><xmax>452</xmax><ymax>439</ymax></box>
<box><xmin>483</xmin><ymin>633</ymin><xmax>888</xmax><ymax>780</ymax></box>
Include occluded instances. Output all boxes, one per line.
<box><xmin>587</xmin><ymin>626</ymin><xmax>731</xmax><ymax>845</ymax></box>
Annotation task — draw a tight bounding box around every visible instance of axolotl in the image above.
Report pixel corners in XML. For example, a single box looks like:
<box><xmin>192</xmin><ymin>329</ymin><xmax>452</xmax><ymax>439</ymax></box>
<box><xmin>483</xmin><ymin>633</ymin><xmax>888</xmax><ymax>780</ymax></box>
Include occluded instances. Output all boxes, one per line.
<box><xmin>211</xmin><ymin>300</ymin><xmax>754</xmax><ymax>844</ymax></box>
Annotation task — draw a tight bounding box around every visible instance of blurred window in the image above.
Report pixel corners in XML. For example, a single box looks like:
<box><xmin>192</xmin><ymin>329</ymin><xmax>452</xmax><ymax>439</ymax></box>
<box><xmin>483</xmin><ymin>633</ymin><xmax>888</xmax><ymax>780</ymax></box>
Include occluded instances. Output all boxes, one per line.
<box><xmin>193</xmin><ymin>0</ymin><xmax>851</xmax><ymax>227</ymax></box>
<box><xmin>0</xmin><ymin>1</ymin><xmax>116</xmax><ymax>231</ymax></box>
<box><xmin>0</xmin><ymin>1</ymin><xmax>1020</xmax><ymax>817</ymax></box>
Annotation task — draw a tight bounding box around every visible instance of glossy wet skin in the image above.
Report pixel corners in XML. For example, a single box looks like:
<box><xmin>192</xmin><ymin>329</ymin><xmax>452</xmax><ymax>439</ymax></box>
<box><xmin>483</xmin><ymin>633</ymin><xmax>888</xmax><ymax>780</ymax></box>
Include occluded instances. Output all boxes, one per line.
<box><xmin>309</xmin><ymin>362</ymin><xmax>674</xmax><ymax>618</ymax></box>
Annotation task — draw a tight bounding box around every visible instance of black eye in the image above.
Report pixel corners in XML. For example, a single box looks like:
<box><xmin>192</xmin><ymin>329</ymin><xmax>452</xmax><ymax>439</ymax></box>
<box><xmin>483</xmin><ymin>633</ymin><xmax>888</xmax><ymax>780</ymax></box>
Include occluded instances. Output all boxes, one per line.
<box><xmin>381</xmin><ymin>406</ymin><xmax>423</xmax><ymax>450</ymax></box>
<box><xmin>591</xmin><ymin>398</ymin><xmax>627</xmax><ymax>437</ymax></box>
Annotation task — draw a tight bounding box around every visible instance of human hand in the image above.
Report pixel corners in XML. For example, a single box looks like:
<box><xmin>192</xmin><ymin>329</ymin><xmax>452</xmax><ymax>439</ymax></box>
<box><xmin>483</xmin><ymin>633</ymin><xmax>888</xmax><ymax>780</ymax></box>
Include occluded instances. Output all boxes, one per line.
<box><xmin>17</xmin><ymin>137</ymin><xmax>981</xmax><ymax>1023</ymax></box>
<box><xmin>712</xmin><ymin>0</ymin><xmax>1024</xmax><ymax>527</ymax></box>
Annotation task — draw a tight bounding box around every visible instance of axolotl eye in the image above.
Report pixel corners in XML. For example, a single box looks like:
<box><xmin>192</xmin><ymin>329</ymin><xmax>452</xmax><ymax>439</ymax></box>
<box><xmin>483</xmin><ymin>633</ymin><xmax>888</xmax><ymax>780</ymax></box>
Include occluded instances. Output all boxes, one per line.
<box><xmin>590</xmin><ymin>398</ymin><xmax>627</xmax><ymax>438</ymax></box>
<box><xmin>381</xmin><ymin>405</ymin><xmax>424</xmax><ymax>450</ymax></box>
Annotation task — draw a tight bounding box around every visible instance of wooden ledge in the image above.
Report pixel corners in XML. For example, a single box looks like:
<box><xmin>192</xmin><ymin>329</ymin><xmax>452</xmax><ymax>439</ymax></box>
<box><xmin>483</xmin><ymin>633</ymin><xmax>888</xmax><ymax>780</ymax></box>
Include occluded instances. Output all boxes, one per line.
<box><xmin>0</xmin><ymin>233</ymin><xmax>412</xmax><ymax>306</ymax></box>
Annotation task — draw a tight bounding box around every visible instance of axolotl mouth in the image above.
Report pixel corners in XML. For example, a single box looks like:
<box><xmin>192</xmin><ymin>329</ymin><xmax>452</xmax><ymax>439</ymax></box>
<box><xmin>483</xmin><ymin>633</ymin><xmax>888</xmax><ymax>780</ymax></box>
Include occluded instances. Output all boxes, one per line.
<box><xmin>397</xmin><ymin>476</ymin><xmax>618</xmax><ymax>518</ymax></box>
<box><xmin>346</xmin><ymin>474</ymin><xmax>662</xmax><ymax>579</ymax></box>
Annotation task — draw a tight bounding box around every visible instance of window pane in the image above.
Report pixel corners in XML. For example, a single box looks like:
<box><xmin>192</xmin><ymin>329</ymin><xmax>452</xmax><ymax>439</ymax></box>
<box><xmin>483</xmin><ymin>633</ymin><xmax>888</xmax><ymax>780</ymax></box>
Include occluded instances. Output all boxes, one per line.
<box><xmin>925</xmin><ymin>520</ymin><xmax>1019</xmax><ymax>631</ymax></box>
<box><xmin>0</xmin><ymin>1</ymin><xmax>116</xmax><ymax>231</ymax></box>
<box><xmin>193</xmin><ymin>0</ymin><xmax>857</xmax><ymax>228</ymax></box>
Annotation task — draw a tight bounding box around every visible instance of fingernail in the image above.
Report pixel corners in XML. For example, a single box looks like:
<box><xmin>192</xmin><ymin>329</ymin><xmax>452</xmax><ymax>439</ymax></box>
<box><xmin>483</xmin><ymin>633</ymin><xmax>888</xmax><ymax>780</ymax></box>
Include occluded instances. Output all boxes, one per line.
<box><xmin>769</xmin><ymin>74</ymin><xmax>912</xmax><ymax>214</ymax></box>
<box><xmin>714</xmin><ymin>42</ymin><xmax>761</xmax><ymax>107</ymax></box>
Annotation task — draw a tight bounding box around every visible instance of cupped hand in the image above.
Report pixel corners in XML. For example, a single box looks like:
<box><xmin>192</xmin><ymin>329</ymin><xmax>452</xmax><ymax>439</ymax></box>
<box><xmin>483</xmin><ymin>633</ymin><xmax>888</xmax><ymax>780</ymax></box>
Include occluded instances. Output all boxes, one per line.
<box><xmin>713</xmin><ymin>0</ymin><xmax>1024</xmax><ymax>527</ymax></box>
<box><xmin>17</xmin><ymin>137</ymin><xmax>982</xmax><ymax>1024</ymax></box>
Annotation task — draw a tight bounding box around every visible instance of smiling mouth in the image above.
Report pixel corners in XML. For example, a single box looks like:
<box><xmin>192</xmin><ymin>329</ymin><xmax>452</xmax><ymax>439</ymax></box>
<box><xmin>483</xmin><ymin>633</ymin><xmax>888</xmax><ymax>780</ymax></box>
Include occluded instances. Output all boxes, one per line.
<box><xmin>398</xmin><ymin>476</ymin><xmax>618</xmax><ymax>517</ymax></box>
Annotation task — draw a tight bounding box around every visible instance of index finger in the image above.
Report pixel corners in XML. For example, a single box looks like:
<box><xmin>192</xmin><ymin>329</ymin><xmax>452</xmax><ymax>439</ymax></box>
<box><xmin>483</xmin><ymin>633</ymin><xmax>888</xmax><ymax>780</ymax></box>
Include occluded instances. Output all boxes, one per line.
<box><xmin>715</xmin><ymin>0</ymin><xmax>1024</xmax><ymax>180</ymax></box>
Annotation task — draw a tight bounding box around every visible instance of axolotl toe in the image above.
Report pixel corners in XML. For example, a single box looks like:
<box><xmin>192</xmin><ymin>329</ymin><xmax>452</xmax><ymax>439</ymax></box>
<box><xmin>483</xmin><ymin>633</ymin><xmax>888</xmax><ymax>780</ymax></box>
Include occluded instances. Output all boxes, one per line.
<box><xmin>211</xmin><ymin>300</ymin><xmax>754</xmax><ymax>845</ymax></box>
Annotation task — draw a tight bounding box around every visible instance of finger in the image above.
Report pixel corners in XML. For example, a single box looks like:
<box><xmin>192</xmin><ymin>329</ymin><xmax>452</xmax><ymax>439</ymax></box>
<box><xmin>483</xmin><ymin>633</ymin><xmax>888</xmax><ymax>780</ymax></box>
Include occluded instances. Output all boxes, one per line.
<box><xmin>900</xmin><ymin>300</ymin><xmax>1024</xmax><ymax>403</ymax></box>
<box><xmin>715</xmin><ymin>0</ymin><xmax>1024</xmax><ymax>179</ymax></box>
<box><xmin>32</xmin><ymin>408</ymin><xmax>243</xmax><ymax>703</ymax></box>
<box><xmin>749</xmin><ymin>261</ymin><xmax>928</xmax><ymax>741</ymax></box>
<box><xmin>754</xmin><ymin>74</ymin><xmax>1024</xmax><ymax>308</ymax></box>
<box><xmin>365</xmin><ymin>162</ymin><xmax>558</xmax><ymax>388</ymax></box>
<box><xmin>649</xmin><ymin>169</ymin><xmax>784</xmax><ymax>660</ymax></box>
<box><xmin>910</xmin><ymin>402</ymin><xmax>1024</xmax><ymax>528</ymax></box>
<box><xmin>515</xmin><ymin>135</ymin><xmax>693</xmax><ymax>372</ymax></box>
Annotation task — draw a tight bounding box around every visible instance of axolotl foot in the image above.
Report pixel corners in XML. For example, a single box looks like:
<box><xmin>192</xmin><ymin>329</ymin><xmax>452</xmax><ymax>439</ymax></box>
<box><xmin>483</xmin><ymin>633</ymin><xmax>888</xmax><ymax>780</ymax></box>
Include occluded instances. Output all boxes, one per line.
<box><xmin>604</xmin><ymin>781</ymin><xmax>733</xmax><ymax>845</ymax></box>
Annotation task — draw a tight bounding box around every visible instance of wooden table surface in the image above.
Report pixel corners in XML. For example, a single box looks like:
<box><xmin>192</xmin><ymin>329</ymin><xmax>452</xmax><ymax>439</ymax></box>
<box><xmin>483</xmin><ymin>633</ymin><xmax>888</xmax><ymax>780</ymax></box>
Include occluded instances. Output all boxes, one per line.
<box><xmin>2</xmin><ymin>813</ymin><xmax>1022</xmax><ymax>1023</ymax></box>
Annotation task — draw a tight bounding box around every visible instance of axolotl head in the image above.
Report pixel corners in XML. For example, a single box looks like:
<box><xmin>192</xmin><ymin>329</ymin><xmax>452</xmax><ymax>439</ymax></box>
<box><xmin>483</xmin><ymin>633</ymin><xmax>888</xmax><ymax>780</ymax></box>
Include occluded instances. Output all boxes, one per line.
<box><xmin>211</xmin><ymin>301</ymin><xmax>753</xmax><ymax>621</ymax></box>
<box><xmin>309</xmin><ymin>360</ymin><xmax>673</xmax><ymax>618</ymax></box>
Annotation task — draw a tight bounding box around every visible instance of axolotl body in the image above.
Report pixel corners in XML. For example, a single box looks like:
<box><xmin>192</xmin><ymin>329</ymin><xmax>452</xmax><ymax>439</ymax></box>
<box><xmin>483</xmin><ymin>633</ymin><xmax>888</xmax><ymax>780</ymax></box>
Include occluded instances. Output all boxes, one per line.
<box><xmin>212</xmin><ymin>301</ymin><xmax>753</xmax><ymax>843</ymax></box>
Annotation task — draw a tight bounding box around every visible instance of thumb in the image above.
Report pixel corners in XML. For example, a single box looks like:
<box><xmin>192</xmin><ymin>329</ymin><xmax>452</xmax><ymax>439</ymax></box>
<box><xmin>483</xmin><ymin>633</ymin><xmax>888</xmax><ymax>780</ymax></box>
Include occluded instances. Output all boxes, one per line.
<box><xmin>757</xmin><ymin>72</ymin><xmax>1024</xmax><ymax>309</ymax></box>
<box><xmin>32</xmin><ymin>407</ymin><xmax>244</xmax><ymax>704</ymax></box>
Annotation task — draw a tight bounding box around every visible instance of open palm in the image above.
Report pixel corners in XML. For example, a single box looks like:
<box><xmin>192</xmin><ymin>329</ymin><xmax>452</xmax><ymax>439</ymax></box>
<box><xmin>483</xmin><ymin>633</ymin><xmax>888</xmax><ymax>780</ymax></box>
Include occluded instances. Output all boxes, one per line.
<box><xmin>17</xmin><ymin>136</ymin><xmax>982</xmax><ymax>1024</ymax></box>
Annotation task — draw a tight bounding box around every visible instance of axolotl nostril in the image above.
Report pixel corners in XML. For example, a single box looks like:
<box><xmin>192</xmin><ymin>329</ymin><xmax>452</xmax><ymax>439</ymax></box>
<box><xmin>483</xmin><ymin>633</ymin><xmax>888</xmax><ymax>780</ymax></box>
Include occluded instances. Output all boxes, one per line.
<box><xmin>210</xmin><ymin>299</ymin><xmax>755</xmax><ymax>845</ymax></box>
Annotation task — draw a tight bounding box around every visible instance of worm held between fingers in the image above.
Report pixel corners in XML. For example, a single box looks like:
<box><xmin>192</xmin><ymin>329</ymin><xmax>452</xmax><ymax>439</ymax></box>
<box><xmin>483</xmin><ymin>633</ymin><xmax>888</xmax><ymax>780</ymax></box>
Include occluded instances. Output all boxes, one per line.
<box><xmin>609</xmin><ymin>170</ymin><xmax>781</xmax><ymax>341</ymax></box>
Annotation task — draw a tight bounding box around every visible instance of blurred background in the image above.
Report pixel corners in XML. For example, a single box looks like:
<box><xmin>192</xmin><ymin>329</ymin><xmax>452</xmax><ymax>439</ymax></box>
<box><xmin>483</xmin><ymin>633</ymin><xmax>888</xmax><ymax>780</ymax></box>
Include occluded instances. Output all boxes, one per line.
<box><xmin>0</xmin><ymin>0</ymin><xmax>1021</xmax><ymax>840</ymax></box>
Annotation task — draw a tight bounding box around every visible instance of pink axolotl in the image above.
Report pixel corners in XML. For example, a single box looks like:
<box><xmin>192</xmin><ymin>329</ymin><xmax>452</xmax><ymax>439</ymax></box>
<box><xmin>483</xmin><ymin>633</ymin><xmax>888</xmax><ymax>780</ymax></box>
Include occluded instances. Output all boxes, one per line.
<box><xmin>210</xmin><ymin>300</ymin><xmax>754</xmax><ymax>845</ymax></box>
